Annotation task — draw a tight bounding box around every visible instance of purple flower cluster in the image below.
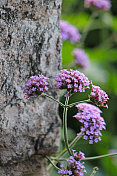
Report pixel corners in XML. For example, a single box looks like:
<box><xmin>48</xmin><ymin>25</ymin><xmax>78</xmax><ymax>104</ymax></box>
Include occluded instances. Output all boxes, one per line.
<box><xmin>89</xmin><ymin>85</ymin><xmax>109</xmax><ymax>108</ymax></box>
<box><xmin>74</xmin><ymin>103</ymin><xmax>106</xmax><ymax>144</ymax></box>
<box><xmin>73</xmin><ymin>48</ymin><xmax>90</xmax><ymax>69</ymax></box>
<box><xmin>60</xmin><ymin>20</ymin><xmax>81</xmax><ymax>43</ymax></box>
<box><xmin>84</xmin><ymin>0</ymin><xmax>111</xmax><ymax>11</ymax></box>
<box><xmin>55</xmin><ymin>69</ymin><xmax>90</xmax><ymax>97</ymax></box>
<box><xmin>23</xmin><ymin>75</ymin><xmax>48</xmax><ymax>99</ymax></box>
<box><xmin>58</xmin><ymin>150</ymin><xmax>86</xmax><ymax>176</ymax></box>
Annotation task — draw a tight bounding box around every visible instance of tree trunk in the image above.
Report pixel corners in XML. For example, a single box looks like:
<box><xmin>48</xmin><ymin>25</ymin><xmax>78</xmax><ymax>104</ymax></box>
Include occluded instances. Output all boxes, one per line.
<box><xmin>0</xmin><ymin>0</ymin><xmax>62</xmax><ymax>175</ymax></box>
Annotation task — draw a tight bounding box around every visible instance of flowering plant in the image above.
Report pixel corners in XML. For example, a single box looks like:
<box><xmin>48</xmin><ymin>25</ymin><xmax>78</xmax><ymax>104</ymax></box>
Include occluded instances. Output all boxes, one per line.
<box><xmin>23</xmin><ymin>68</ymin><xmax>117</xmax><ymax>176</ymax></box>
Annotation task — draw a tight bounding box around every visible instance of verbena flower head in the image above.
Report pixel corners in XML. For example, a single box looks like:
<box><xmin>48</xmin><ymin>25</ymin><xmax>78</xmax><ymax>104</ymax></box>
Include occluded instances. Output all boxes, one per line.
<box><xmin>58</xmin><ymin>150</ymin><xmax>86</xmax><ymax>176</ymax></box>
<box><xmin>84</xmin><ymin>0</ymin><xmax>111</xmax><ymax>11</ymax></box>
<box><xmin>55</xmin><ymin>69</ymin><xmax>90</xmax><ymax>97</ymax></box>
<box><xmin>73</xmin><ymin>48</ymin><xmax>90</xmax><ymax>69</ymax></box>
<box><xmin>89</xmin><ymin>85</ymin><xmax>109</xmax><ymax>108</ymax></box>
<box><xmin>74</xmin><ymin>103</ymin><xmax>106</xmax><ymax>144</ymax></box>
<box><xmin>23</xmin><ymin>75</ymin><xmax>48</xmax><ymax>99</ymax></box>
<box><xmin>60</xmin><ymin>20</ymin><xmax>81</xmax><ymax>43</ymax></box>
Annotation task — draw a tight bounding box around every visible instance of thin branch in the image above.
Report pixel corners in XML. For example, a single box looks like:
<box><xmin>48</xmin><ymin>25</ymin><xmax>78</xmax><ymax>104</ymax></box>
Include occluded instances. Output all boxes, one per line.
<box><xmin>50</xmin><ymin>157</ymin><xmax>66</xmax><ymax>161</ymax></box>
<box><xmin>42</xmin><ymin>93</ymin><xmax>65</xmax><ymax>107</ymax></box>
<box><xmin>63</xmin><ymin>96</ymin><xmax>72</xmax><ymax>156</ymax></box>
<box><xmin>82</xmin><ymin>153</ymin><xmax>117</xmax><ymax>161</ymax></box>
<box><xmin>46</xmin><ymin>156</ymin><xmax>61</xmax><ymax>171</ymax></box>
<box><xmin>68</xmin><ymin>99</ymin><xmax>90</xmax><ymax>108</ymax></box>
<box><xmin>50</xmin><ymin>152</ymin><xmax>117</xmax><ymax>163</ymax></box>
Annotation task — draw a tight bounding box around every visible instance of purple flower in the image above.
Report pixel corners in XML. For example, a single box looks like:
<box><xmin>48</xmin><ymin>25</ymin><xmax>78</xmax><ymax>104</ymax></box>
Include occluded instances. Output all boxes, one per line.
<box><xmin>60</xmin><ymin>20</ymin><xmax>81</xmax><ymax>43</ymax></box>
<box><xmin>73</xmin><ymin>48</ymin><xmax>90</xmax><ymax>69</ymax></box>
<box><xmin>55</xmin><ymin>69</ymin><xmax>90</xmax><ymax>97</ymax></box>
<box><xmin>84</xmin><ymin>0</ymin><xmax>111</xmax><ymax>11</ymax></box>
<box><xmin>23</xmin><ymin>75</ymin><xmax>48</xmax><ymax>99</ymax></box>
<box><xmin>73</xmin><ymin>103</ymin><xmax>106</xmax><ymax>144</ymax></box>
<box><xmin>89</xmin><ymin>85</ymin><xmax>109</xmax><ymax>108</ymax></box>
<box><xmin>58</xmin><ymin>150</ymin><xmax>86</xmax><ymax>176</ymax></box>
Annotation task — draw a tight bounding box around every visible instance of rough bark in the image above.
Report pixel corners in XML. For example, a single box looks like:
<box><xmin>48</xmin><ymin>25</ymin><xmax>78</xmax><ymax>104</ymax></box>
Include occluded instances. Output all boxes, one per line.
<box><xmin>0</xmin><ymin>0</ymin><xmax>62</xmax><ymax>175</ymax></box>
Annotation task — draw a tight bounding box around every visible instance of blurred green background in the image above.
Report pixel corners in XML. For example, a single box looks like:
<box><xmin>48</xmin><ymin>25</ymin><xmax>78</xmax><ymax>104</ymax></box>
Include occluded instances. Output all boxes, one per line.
<box><xmin>49</xmin><ymin>0</ymin><xmax>117</xmax><ymax>175</ymax></box>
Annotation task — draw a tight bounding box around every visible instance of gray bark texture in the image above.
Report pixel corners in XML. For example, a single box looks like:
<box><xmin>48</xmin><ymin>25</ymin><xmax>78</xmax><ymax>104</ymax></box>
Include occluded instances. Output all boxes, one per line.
<box><xmin>0</xmin><ymin>0</ymin><xmax>62</xmax><ymax>175</ymax></box>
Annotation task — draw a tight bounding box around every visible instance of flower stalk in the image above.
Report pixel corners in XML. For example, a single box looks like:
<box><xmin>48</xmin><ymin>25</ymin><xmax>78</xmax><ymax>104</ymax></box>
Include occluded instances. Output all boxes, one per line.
<box><xmin>42</xmin><ymin>93</ymin><xmax>65</xmax><ymax>107</ymax></box>
<box><xmin>46</xmin><ymin>156</ymin><xmax>61</xmax><ymax>171</ymax></box>
<box><xmin>63</xmin><ymin>96</ymin><xmax>72</xmax><ymax>156</ymax></box>
<box><xmin>82</xmin><ymin>153</ymin><xmax>117</xmax><ymax>161</ymax></box>
<box><xmin>68</xmin><ymin>99</ymin><xmax>90</xmax><ymax>108</ymax></box>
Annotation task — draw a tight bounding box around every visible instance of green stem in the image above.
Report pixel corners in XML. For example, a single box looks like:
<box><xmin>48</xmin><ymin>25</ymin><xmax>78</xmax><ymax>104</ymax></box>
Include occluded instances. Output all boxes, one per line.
<box><xmin>47</xmin><ymin>134</ymin><xmax>82</xmax><ymax>171</ymax></box>
<box><xmin>63</xmin><ymin>96</ymin><xmax>72</xmax><ymax>156</ymax></box>
<box><xmin>58</xmin><ymin>133</ymin><xmax>82</xmax><ymax>158</ymax></box>
<box><xmin>80</xmin><ymin>11</ymin><xmax>98</xmax><ymax>47</ymax></box>
<box><xmin>46</xmin><ymin>156</ymin><xmax>61</xmax><ymax>171</ymax></box>
<box><xmin>42</xmin><ymin>93</ymin><xmax>65</xmax><ymax>107</ymax></box>
<box><xmin>51</xmin><ymin>152</ymin><xmax>117</xmax><ymax>162</ymax></box>
<box><xmin>50</xmin><ymin>153</ymin><xmax>117</xmax><ymax>163</ymax></box>
<box><xmin>90</xmin><ymin>167</ymin><xmax>99</xmax><ymax>176</ymax></box>
<box><xmin>50</xmin><ymin>157</ymin><xmax>66</xmax><ymax>161</ymax></box>
<box><xmin>82</xmin><ymin>153</ymin><xmax>117</xmax><ymax>161</ymax></box>
<box><xmin>68</xmin><ymin>99</ymin><xmax>90</xmax><ymax>108</ymax></box>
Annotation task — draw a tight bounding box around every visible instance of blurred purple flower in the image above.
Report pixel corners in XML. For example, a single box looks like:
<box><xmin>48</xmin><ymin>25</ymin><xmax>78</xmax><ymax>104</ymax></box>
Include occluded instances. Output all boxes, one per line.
<box><xmin>58</xmin><ymin>150</ymin><xmax>86</xmax><ymax>176</ymax></box>
<box><xmin>23</xmin><ymin>75</ymin><xmax>48</xmax><ymax>99</ymax></box>
<box><xmin>55</xmin><ymin>69</ymin><xmax>90</xmax><ymax>97</ymax></box>
<box><xmin>89</xmin><ymin>85</ymin><xmax>109</xmax><ymax>108</ymax></box>
<box><xmin>73</xmin><ymin>48</ymin><xmax>90</xmax><ymax>69</ymax></box>
<box><xmin>84</xmin><ymin>0</ymin><xmax>111</xmax><ymax>11</ymax></box>
<box><xmin>60</xmin><ymin>20</ymin><xmax>81</xmax><ymax>43</ymax></box>
<box><xmin>74</xmin><ymin>103</ymin><xmax>106</xmax><ymax>144</ymax></box>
